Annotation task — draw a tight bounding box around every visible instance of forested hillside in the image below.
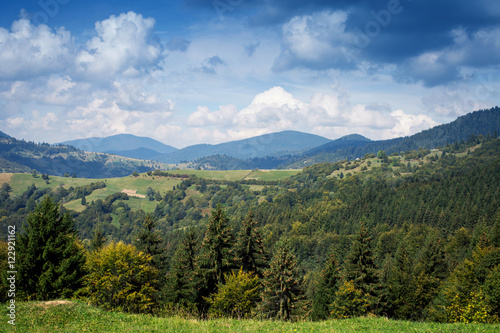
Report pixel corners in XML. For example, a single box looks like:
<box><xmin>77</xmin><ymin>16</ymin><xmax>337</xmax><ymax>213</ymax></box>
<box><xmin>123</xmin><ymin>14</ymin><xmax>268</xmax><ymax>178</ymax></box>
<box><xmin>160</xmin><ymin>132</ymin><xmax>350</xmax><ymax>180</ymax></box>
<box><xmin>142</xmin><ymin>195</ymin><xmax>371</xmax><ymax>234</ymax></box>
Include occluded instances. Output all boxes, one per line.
<box><xmin>283</xmin><ymin>107</ymin><xmax>500</xmax><ymax>167</ymax></box>
<box><xmin>1</xmin><ymin>134</ymin><xmax>498</xmax><ymax>323</ymax></box>
<box><xmin>0</xmin><ymin>133</ymin><xmax>163</xmax><ymax>178</ymax></box>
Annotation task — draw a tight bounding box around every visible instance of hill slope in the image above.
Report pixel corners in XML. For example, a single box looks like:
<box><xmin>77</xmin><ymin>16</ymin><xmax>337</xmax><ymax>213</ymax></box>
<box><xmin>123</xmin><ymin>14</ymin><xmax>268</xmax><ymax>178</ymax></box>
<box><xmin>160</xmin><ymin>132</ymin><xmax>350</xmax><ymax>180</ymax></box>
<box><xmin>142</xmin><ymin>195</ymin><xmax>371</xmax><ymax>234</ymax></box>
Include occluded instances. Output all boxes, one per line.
<box><xmin>0</xmin><ymin>134</ymin><xmax>163</xmax><ymax>178</ymax></box>
<box><xmin>284</xmin><ymin>107</ymin><xmax>500</xmax><ymax>167</ymax></box>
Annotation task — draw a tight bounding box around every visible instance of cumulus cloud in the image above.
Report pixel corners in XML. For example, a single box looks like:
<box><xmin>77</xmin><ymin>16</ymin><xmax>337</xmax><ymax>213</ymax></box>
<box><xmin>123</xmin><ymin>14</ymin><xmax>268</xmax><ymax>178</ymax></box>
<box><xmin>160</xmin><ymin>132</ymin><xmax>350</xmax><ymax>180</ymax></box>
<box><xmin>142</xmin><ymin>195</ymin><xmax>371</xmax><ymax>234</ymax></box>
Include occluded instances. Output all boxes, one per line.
<box><xmin>0</xmin><ymin>19</ymin><xmax>72</xmax><ymax>80</ymax></box>
<box><xmin>187</xmin><ymin>104</ymin><xmax>238</xmax><ymax>127</ymax></box>
<box><xmin>75</xmin><ymin>11</ymin><xmax>162</xmax><ymax>79</ymax></box>
<box><xmin>185</xmin><ymin>86</ymin><xmax>439</xmax><ymax>143</ymax></box>
<box><xmin>66</xmin><ymin>95</ymin><xmax>175</xmax><ymax>141</ymax></box>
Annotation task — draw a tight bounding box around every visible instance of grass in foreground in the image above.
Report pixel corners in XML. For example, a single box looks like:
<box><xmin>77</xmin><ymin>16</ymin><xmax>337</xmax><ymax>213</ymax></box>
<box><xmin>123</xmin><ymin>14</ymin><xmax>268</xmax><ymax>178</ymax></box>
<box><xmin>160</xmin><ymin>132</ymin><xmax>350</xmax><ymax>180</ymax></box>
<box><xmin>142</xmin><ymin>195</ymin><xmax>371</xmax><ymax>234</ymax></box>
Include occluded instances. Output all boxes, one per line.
<box><xmin>2</xmin><ymin>300</ymin><xmax>500</xmax><ymax>333</ymax></box>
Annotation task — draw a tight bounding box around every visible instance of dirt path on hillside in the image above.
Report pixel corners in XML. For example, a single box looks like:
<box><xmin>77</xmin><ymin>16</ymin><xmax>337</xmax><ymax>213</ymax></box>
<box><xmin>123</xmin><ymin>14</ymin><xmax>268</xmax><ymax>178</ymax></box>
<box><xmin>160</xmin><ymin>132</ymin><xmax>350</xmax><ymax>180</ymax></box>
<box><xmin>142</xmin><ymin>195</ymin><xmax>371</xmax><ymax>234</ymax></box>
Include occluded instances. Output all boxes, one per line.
<box><xmin>121</xmin><ymin>189</ymin><xmax>146</xmax><ymax>198</ymax></box>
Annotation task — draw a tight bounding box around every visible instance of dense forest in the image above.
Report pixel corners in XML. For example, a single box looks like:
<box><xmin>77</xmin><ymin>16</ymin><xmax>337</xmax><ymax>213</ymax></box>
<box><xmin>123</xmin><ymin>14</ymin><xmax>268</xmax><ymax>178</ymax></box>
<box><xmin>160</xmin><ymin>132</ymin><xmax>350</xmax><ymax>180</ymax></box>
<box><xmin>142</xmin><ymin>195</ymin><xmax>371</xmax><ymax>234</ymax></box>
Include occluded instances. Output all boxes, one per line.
<box><xmin>1</xmin><ymin>130</ymin><xmax>499</xmax><ymax>323</ymax></box>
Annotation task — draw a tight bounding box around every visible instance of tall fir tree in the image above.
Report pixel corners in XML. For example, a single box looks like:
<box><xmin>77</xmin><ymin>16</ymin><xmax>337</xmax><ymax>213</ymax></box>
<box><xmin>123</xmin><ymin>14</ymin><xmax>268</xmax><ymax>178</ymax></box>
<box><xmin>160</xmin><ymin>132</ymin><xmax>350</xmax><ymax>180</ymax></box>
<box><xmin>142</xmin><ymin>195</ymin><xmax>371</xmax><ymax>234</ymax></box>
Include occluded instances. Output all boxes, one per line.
<box><xmin>197</xmin><ymin>204</ymin><xmax>234</xmax><ymax>314</ymax></box>
<box><xmin>135</xmin><ymin>215</ymin><xmax>165</xmax><ymax>273</ymax></box>
<box><xmin>162</xmin><ymin>230</ymin><xmax>198</xmax><ymax>306</ymax></box>
<box><xmin>235</xmin><ymin>210</ymin><xmax>267</xmax><ymax>277</ymax></box>
<box><xmin>344</xmin><ymin>222</ymin><xmax>380</xmax><ymax>313</ymax></box>
<box><xmin>381</xmin><ymin>241</ymin><xmax>417</xmax><ymax>319</ymax></box>
<box><xmin>310</xmin><ymin>252</ymin><xmax>342</xmax><ymax>320</ymax></box>
<box><xmin>259</xmin><ymin>238</ymin><xmax>303</xmax><ymax>321</ymax></box>
<box><xmin>412</xmin><ymin>237</ymin><xmax>448</xmax><ymax>319</ymax></box>
<box><xmin>18</xmin><ymin>196</ymin><xmax>86</xmax><ymax>300</ymax></box>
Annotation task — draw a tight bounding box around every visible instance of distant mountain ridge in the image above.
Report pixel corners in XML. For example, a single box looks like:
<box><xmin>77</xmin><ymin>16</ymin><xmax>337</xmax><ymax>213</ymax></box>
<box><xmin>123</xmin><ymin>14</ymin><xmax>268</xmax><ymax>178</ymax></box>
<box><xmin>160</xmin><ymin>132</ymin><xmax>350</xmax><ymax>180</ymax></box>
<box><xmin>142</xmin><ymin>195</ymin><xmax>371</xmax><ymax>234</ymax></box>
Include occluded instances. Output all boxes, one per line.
<box><xmin>61</xmin><ymin>134</ymin><xmax>178</xmax><ymax>160</ymax></box>
<box><xmin>156</xmin><ymin>130</ymin><xmax>332</xmax><ymax>163</ymax></box>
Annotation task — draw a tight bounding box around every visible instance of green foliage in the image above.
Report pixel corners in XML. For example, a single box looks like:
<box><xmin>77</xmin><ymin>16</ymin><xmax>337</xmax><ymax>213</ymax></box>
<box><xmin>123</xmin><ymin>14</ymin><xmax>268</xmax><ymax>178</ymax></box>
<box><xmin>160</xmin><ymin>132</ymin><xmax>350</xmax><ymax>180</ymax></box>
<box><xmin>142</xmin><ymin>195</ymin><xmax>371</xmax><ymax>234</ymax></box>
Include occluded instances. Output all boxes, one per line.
<box><xmin>162</xmin><ymin>230</ymin><xmax>198</xmax><ymax>307</ymax></box>
<box><xmin>331</xmin><ymin>280</ymin><xmax>371</xmax><ymax>319</ymax></box>
<box><xmin>81</xmin><ymin>241</ymin><xmax>158</xmax><ymax>313</ymax></box>
<box><xmin>199</xmin><ymin>204</ymin><xmax>234</xmax><ymax>286</ymax></box>
<box><xmin>134</xmin><ymin>215</ymin><xmax>165</xmax><ymax>273</ymax></box>
<box><xmin>259</xmin><ymin>238</ymin><xmax>303</xmax><ymax>321</ymax></box>
<box><xmin>207</xmin><ymin>268</ymin><xmax>260</xmax><ymax>319</ymax></box>
<box><xmin>235</xmin><ymin>210</ymin><xmax>267</xmax><ymax>276</ymax></box>
<box><xmin>17</xmin><ymin>196</ymin><xmax>86</xmax><ymax>300</ymax></box>
<box><xmin>310</xmin><ymin>253</ymin><xmax>341</xmax><ymax>320</ymax></box>
<box><xmin>344</xmin><ymin>223</ymin><xmax>380</xmax><ymax>313</ymax></box>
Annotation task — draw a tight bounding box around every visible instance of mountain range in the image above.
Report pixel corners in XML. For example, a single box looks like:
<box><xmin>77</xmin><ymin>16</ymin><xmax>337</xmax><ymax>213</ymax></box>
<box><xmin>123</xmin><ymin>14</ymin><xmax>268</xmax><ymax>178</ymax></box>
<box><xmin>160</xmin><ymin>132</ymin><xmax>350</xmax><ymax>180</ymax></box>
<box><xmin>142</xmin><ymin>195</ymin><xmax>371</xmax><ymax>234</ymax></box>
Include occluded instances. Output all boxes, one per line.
<box><xmin>61</xmin><ymin>134</ymin><xmax>178</xmax><ymax>160</ymax></box>
<box><xmin>0</xmin><ymin>107</ymin><xmax>499</xmax><ymax>176</ymax></box>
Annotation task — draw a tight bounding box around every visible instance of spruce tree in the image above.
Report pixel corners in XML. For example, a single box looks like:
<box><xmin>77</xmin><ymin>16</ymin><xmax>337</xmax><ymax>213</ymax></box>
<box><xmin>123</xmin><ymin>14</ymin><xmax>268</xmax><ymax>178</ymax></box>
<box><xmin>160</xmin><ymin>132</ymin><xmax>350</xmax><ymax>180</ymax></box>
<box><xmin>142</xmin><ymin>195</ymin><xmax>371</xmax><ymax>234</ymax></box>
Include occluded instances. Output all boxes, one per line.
<box><xmin>197</xmin><ymin>204</ymin><xmax>234</xmax><ymax>313</ymax></box>
<box><xmin>163</xmin><ymin>230</ymin><xmax>198</xmax><ymax>306</ymax></box>
<box><xmin>135</xmin><ymin>215</ymin><xmax>165</xmax><ymax>273</ymax></box>
<box><xmin>344</xmin><ymin>222</ymin><xmax>380</xmax><ymax>313</ymax></box>
<box><xmin>90</xmin><ymin>223</ymin><xmax>106</xmax><ymax>252</ymax></box>
<box><xmin>18</xmin><ymin>196</ymin><xmax>86</xmax><ymax>300</ymax></box>
<box><xmin>310</xmin><ymin>253</ymin><xmax>341</xmax><ymax>320</ymax></box>
<box><xmin>235</xmin><ymin>210</ymin><xmax>267</xmax><ymax>276</ymax></box>
<box><xmin>259</xmin><ymin>238</ymin><xmax>303</xmax><ymax>321</ymax></box>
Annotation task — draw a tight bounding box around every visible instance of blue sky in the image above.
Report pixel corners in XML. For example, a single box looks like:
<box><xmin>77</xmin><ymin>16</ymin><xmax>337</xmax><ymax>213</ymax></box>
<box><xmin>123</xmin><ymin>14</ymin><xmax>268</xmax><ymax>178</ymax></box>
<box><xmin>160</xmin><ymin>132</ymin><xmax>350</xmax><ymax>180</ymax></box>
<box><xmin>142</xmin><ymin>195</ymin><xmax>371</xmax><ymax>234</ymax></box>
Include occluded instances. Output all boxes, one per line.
<box><xmin>0</xmin><ymin>0</ymin><xmax>499</xmax><ymax>148</ymax></box>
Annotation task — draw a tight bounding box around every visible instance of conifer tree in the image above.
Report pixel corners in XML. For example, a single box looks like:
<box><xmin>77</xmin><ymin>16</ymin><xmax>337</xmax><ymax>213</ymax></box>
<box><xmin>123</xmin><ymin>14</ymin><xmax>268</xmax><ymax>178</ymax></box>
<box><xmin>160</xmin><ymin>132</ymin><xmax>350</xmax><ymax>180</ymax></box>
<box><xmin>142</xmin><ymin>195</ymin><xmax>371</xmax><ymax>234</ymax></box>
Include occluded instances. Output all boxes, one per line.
<box><xmin>135</xmin><ymin>215</ymin><xmax>165</xmax><ymax>273</ymax></box>
<box><xmin>344</xmin><ymin>222</ymin><xmax>380</xmax><ymax>313</ymax></box>
<box><xmin>310</xmin><ymin>253</ymin><xmax>341</xmax><ymax>320</ymax></box>
<box><xmin>259</xmin><ymin>238</ymin><xmax>303</xmax><ymax>321</ymax></box>
<box><xmin>381</xmin><ymin>242</ymin><xmax>417</xmax><ymax>319</ymax></box>
<box><xmin>163</xmin><ymin>230</ymin><xmax>198</xmax><ymax>306</ymax></box>
<box><xmin>18</xmin><ymin>196</ymin><xmax>86</xmax><ymax>300</ymax></box>
<box><xmin>412</xmin><ymin>237</ymin><xmax>448</xmax><ymax>319</ymax></box>
<box><xmin>90</xmin><ymin>223</ymin><xmax>106</xmax><ymax>252</ymax></box>
<box><xmin>197</xmin><ymin>204</ymin><xmax>234</xmax><ymax>313</ymax></box>
<box><xmin>235</xmin><ymin>210</ymin><xmax>267</xmax><ymax>276</ymax></box>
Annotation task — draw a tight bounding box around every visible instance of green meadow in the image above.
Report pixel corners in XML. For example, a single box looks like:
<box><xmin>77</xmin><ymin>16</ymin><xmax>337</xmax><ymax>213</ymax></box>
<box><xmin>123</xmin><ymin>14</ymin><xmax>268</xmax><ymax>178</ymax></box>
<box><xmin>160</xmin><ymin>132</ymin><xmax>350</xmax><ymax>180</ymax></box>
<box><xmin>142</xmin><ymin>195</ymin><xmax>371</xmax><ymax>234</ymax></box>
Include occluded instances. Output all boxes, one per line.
<box><xmin>2</xmin><ymin>300</ymin><xmax>498</xmax><ymax>333</ymax></box>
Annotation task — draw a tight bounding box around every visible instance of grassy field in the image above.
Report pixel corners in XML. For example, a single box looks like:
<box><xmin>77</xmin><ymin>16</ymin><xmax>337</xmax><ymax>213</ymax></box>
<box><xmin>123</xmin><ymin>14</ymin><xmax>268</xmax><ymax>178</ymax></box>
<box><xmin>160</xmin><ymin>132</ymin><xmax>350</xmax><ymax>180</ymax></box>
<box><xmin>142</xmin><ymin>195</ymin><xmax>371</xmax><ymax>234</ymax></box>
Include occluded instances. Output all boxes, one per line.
<box><xmin>2</xmin><ymin>300</ymin><xmax>499</xmax><ymax>333</ymax></box>
<box><xmin>164</xmin><ymin>169</ymin><xmax>300</xmax><ymax>181</ymax></box>
<box><xmin>0</xmin><ymin>169</ymin><xmax>299</xmax><ymax>214</ymax></box>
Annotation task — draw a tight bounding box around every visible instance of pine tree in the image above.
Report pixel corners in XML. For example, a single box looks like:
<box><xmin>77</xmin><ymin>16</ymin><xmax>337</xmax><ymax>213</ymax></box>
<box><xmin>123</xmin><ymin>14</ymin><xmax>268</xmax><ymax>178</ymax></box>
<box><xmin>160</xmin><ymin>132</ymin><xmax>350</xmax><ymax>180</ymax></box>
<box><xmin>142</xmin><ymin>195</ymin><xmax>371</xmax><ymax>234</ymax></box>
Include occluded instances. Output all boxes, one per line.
<box><xmin>163</xmin><ymin>230</ymin><xmax>198</xmax><ymax>306</ymax></box>
<box><xmin>135</xmin><ymin>215</ymin><xmax>165</xmax><ymax>273</ymax></box>
<box><xmin>197</xmin><ymin>204</ymin><xmax>234</xmax><ymax>313</ymax></box>
<box><xmin>235</xmin><ymin>211</ymin><xmax>267</xmax><ymax>277</ymax></box>
<box><xmin>259</xmin><ymin>238</ymin><xmax>303</xmax><ymax>321</ymax></box>
<box><xmin>381</xmin><ymin>242</ymin><xmax>417</xmax><ymax>319</ymax></box>
<box><xmin>18</xmin><ymin>196</ymin><xmax>86</xmax><ymax>300</ymax></box>
<box><xmin>310</xmin><ymin>253</ymin><xmax>341</xmax><ymax>320</ymax></box>
<box><xmin>412</xmin><ymin>237</ymin><xmax>448</xmax><ymax>319</ymax></box>
<box><xmin>344</xmin><ymin>222</ymin><xmax>380</xmax><ymax>313</ymax></box>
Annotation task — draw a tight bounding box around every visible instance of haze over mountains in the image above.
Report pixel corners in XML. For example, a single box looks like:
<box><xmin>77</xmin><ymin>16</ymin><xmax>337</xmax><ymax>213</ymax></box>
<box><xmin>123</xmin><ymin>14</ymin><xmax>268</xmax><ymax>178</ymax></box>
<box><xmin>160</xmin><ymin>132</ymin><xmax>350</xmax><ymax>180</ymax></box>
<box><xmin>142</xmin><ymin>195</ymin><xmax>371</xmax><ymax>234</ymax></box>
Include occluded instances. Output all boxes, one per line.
<box><xmin>60</xmin><ymin>107</ymin><xmax>500</xmax><ymax>169</ymax></box>
<box><xmin>61</xmin><ymin>130</ymin><xmax>333</xmax><ymax>163</ymax></box>
<box><xmin>61</xmin><ymin>134</ymin><xmax>178</xmax><ymax>160</ymax></box>
<box><xmin>0</xmin><ymin>107</ymin><xmax>498</xmax><ymax>176</ymax></box>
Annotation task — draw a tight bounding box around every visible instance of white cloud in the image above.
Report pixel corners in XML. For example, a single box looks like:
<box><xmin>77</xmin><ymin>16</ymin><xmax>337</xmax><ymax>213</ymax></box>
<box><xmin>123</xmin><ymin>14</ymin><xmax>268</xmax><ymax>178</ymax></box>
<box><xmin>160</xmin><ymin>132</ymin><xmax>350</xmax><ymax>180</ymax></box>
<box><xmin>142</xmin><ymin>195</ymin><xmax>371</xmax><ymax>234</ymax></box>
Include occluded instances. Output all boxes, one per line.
<box><xmin>0</xmin><ymin>19</ymin><xmax>72</xmax><ymax>80</ymax></box>
<box><xmin>184</xmin><ymin>86</ymin><xmax>439</xmax><ymax>143</ymax></box>
<box><xmin>186</xmin><ymin>104</ymin><xmax>238</xmax><ymax>127</ymax></box>
<box><xmin>75</xmin><ymin>11</ymin><xmax>161</xmax><ymax>79</ymax></box>
<box><xmin>384</xmin><ymin>110</ymin><xmax>439</xmax><ymax>139</ymax></box>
